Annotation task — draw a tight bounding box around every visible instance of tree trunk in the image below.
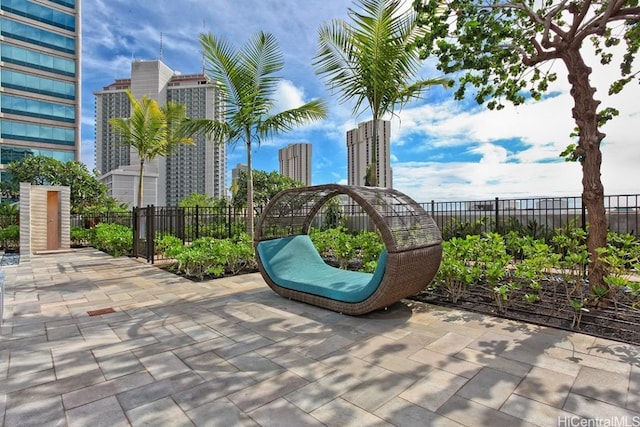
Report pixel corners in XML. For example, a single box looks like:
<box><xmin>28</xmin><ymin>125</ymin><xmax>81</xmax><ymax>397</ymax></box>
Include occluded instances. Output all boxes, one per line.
<box><xmin>369</xmin><ymin>117</ymin><xmax>378</xmax><ymax>187</ymax></box>
<box><xmin>138</xmin><ymin>160</ymin><xmax>145</xmax><ymax>208</ymax></box>
<box><xmin>562</xmin><ymin>48</ymin><xmax>607</xmax><ymax>292</ymax></box>
<box><xmin>246</xmin><ymin>139</ymin><xmax>254</xmax><ymax>239</ymax></box>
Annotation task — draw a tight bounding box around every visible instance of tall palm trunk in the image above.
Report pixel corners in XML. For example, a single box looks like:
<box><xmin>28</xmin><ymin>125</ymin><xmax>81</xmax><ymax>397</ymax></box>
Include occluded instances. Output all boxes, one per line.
<box><xmin>137</xmin><ymin>159</ymin><xmax>145</xmax><ymax>208</ymax></box>
<box><xmin>246</xmin><ymin>129</ymin><xmax>254</xmax><ymax>239</ymax></box>
<box><xmin>368</xmin><ymin>104</ymin><xmax>380</xmax><ymax>187</ymax></box>
<box><xmin>369</xmin><ymin>117</ymin><xmax>378</xmax><ymax>187</ymax></box>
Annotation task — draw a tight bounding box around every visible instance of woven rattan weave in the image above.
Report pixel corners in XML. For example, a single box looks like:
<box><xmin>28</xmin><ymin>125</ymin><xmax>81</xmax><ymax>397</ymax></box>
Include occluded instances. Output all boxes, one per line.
<box><xmin>254</xmin><ymin>184</ymin><xmax>443</xmax><ymax>315</ymax></box>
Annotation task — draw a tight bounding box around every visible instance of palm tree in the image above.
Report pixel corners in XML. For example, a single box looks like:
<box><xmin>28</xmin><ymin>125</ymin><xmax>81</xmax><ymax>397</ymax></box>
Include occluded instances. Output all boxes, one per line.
<box><xmin>187</xmin><ymin>31</ymin><xmax>328</xmax><ymax>238</ymax></box>
<box><xmin>110</xmin><ymin>89</ymin><xmax>194</xmax><ymax>208</ymax></box>
<box><xmin>314</xmin><ymin>0</ymin><xmax>451</xmax><ymax>187</ymax></box>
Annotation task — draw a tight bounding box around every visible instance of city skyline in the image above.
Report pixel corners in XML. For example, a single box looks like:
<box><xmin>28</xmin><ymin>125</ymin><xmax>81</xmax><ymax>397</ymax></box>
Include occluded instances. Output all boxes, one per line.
<box><xmin>80</xmin><ymin>1</ymin><xmax>639</xmax><ymax>203</ymax></box>
<box><xmin>94</xmin><ymin>59</ymin><xmax>226</xmax><ymax>206</ymax></box>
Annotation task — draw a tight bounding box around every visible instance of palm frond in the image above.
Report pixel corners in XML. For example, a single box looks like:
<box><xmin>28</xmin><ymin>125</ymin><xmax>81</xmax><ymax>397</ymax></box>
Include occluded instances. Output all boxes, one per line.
<box><xmin>110</xmin><ymin>90</ymin><xmax>167</xmax><ymax>161</ymax></box>
<box><xmin>314</xmin><ymin>0</ymin><xmax>448</xmax><ymax>120</ymax></box>
<box><xmin>162</xmin><ymin>102</ymin><xmax>195</xmax><ymax>155</ymax></box>
<box><xmin>183</xmin><ymin>118</ymin><xmax>238</xmax><ymax>146</ymax></box>
<box><xmin>238</xmin><ymin>31</ymin><xmax>283</xmax><ymax>119</ymax></box>
<box><xmin>200</xmin><ymin>33</ymin><xmax>243</xmax><ymax>108</ymax></box>
<box><xmin>314</xmin><ymin>20</ymin><xmax>359</xmax><ymax>103</ymax></box>
<box><xmin>260</xmin><ymin>99</ymin><xmax>328</xmax><ymax>138</ymax></box>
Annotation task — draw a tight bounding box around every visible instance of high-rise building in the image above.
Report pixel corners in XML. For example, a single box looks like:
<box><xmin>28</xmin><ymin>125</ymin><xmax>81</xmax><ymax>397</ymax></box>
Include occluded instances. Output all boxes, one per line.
<box><xmin>279</xmin><ymin>143</ymin><xmax>312</xmax><ymax>185</ymax></box>
<box><xmin>95</xmin><ymin>79</ymin><xmax>132</xmax><ymax>174</ymax></box>
<box><xmin>231</xmin><ymin>163</ymin><xmax>247</xmax><ymax>183</ymax></box>
<box><xmin>0</xmin><ymin>0</ymin><xmax>81</xmax><ymax>183</ymax></box>
<box><xmin>165</xmin><ymin>73</ymin><xmax>226</xmax><ymax>205</ymax></box>
<box><xmin>94</xmin><ymin>59</ymin><xmax>226</xmax><ymax>206</ymax></box>
<box><xmin>346</xmin><ymin>120</ymin><xmax>392</xmax><ymax>188</ymax></box>
<box><xmin>230</xmin><ymin>163</ymin><xmax>247</xmax><ymax>203</ymax></box>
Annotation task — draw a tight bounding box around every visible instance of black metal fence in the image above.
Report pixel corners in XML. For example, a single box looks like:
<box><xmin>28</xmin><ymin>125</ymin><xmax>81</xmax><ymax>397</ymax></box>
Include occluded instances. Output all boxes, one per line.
<box><xmin>335</xmin><ymin>194</ymin><xmax>639</xmax><ymax>238</ymax></box>
<box><xmin>130</xmin><ymin>206</ymin><xmax>256</xmax><ymax>262</ymax></box>
<box><xmin>425</xmin><ymin>194</ymin><xmax>639</xmax><ymax>239</ymax></box>
<box><xmin>70</xmin><ymin>194</ymin><xmax>640</xmax><ymax>262</ymax></box>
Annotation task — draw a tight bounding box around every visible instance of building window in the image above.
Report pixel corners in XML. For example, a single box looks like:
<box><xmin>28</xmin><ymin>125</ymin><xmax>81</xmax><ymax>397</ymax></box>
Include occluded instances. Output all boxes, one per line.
<box><xmin>1</xmin><ymin>0</ymin><xmax>76</xmax><ymax>31</ymax></box>
<box><xmin>1</xmin><ymin>94</ymin><xmax>75</xmax><ymax>122</ymax></box>
<box><xmin>0</xmin><ymin>145</ymin><xmax>75</xmax><ymax>164</ymax></box>
<box><xmin>1</xmin><ymin>120</ymin><xmax>75</xmax><ymax>146</ymax></box>
<box><xmin>1</xmin><ymin>69</ymin><xmax>76</xmax><ymax>100</ymax></box>
<box><xmin>49</xmin><ymin>0</ymin><xmax>75</xmax><ymax>8</ymax></box>
<box><xmin>0</xmin><ymin>43</ymin><xmax>75</xmax><ymax>77</ymax></box>
<box><xmin>0</xmin><ymin>18</ymin><xmax>75</xmax><ymax>54</ymax></box>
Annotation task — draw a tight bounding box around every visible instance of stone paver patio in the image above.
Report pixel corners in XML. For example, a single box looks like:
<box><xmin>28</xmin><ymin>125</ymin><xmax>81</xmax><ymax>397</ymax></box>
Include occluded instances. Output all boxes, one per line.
<box><xmin>1</xmin><ymin>248</ymin><xmax>639</xmax><ymax>426</ymax></box>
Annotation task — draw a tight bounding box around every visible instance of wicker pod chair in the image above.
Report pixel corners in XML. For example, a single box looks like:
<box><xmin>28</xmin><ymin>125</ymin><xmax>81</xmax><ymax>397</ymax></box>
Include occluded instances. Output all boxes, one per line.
<box><xmin>254</xmin><ymin>184</ymin><xmax>443</xmax><ymax>315</ymax></box>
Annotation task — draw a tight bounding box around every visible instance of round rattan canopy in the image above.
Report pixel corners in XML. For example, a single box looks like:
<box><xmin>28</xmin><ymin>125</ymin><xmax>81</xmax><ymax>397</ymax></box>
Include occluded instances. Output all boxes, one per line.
<box><xmin>255</xmin><ymin>184</ymin><xmax>442</xmax><ymax>253</ymax></box>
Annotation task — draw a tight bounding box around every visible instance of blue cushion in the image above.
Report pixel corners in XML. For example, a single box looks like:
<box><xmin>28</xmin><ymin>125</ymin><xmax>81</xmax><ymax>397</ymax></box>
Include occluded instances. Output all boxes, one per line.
<box><xmin>257</xmin><ymin>235</ymin><xmax>387</xmax><ymax>303</ymax></box>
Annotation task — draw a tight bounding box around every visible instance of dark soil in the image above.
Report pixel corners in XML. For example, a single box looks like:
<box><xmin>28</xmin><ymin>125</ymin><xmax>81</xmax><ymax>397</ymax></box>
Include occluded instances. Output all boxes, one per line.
<box><xmin>410</xmin><ymin>278</ymin><xmax>640</xmax><ymax>346</ymax></box>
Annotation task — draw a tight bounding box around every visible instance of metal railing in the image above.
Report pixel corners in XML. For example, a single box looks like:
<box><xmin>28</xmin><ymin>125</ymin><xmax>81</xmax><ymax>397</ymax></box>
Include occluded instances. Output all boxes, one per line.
<box><xmin>333</xmin><ymin>194</ymin><xmax>638</xmax><ymax>239</ymax></box>
<box><xmin>70</xmin><ymin>194</ymin><xmax>639</xmax><ymax>262</ymax></box>
<box><xmin>424</xmin><ymin>194</ymin><xmax>639</xmax><ymax>239</ymax></box>
<box><xmin>130</xmin><ymin>205</ymin><xmax>257</xmax><ymax>263</ymax></box>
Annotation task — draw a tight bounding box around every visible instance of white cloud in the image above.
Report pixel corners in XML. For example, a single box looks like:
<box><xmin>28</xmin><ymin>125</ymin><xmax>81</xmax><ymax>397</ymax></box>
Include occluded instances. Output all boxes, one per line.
<box><xmin>470</xmin><ymin>143</ymin><xmax>509</xmax><ymax>164</ymax></box>
<box><xmin>274</xmin><ymin>80</ymin><xmax>306</xmax><ymax>112</ymax></box>
<box><xmin>393</xmin><ymin>161</ymin><xmax>584</xmax><ymax>202</ymax></box>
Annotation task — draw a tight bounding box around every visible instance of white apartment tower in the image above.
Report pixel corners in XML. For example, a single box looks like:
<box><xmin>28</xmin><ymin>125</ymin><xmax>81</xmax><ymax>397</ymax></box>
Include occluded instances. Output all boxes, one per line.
<box><xmin>279</xmin><ymin>143</ymin><xmax>312</xmax><ymax>185</ymax></box>
<box><xmin>346</xmin><ymin>120</ymin><xmax>392</xmax><ymax>188</ymax></box>
<box><xmin>94</xmin><ymin>59</ymin><xmax>226</xmax><ymax>206</ymax></box>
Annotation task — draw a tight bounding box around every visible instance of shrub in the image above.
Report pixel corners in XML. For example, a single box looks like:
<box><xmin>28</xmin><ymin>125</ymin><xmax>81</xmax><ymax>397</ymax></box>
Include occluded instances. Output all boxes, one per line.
<box><xmin>352</xmin><ymin>231</ymin><xmax>384</xmax><ymax>271</ymax></box>
<box><xmin>0</xmin><ymin>200</ymin><xmax>18</xmax><ymax>228</ymax></box>
<box><xmin>217</xmin><ymin>233</ymin><xmax>255</xmax><ymax>275</ymax></box>
<box><xmin>155</xmin><ymin>234</ymin><xmax>184</xmax><ymax>258</ymax></box>
<box><xmin>0</xmin><ymin>225</ymin><xmax>20</xmax><ymax>251</ymax></box>
<box><xmin>183</xmin><ymin>219</ymin><xmax>247</xmax><ymax>240</ymax></box>
<box><xmin>310</xmin><ymin>227</ymin><xmax>385</xmax><ymax>272</ymax></box>
<box><xmin>91</xmin><ymin>223</ymin><xmax>133</xmax><ymax>257</ymax></box>
<box><xmin>175</xmin><ymin>241</ymin><xmax>225</xmax><ymax>280</ymax></box>
<box><xmin>71</xmin><ymin>227</ymin><xmax>94</xmax><ymax>247</ymax></box>
<box><xmin>596</xmin><ymin>233</ymin><xmax>640</xmax><ymax>312</ymax></box>
<box><xmin>434</xmin><ymin>237</ymin><xmax>482</xmax><ymax>303</ymax></box>
<box><xmin>173</xmin><ymin>234</ymin><xmax>255</xmax><ymax>280</ymax></box>
<box><xmin>441</xmin><ymin>217</ymin><xmax>488</xmax><ymax>240</ymax></box>
<box><xmin>321</xmin><ymin>197</ymin><xmax>345</xmax><ymax>230</ymax></box>
<box><xmin>434</xmin><ymin>233</ymin><xmax>513</xmax><ymax>308</ymax></box>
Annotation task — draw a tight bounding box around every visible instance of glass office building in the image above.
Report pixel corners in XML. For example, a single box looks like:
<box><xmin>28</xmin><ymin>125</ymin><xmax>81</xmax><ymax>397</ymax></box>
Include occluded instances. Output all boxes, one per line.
<box><xmin>0</xmin><ymin>0</ymin><xmax>81</xmax><ymax>180</ymax></box>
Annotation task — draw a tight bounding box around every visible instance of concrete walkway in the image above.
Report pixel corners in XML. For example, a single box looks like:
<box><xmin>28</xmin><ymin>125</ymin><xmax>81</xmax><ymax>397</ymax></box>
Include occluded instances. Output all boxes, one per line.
<box><xmin>1</xmin><ymin>248</ymin><xmax>638</xmax><ymax>426</ymax></box>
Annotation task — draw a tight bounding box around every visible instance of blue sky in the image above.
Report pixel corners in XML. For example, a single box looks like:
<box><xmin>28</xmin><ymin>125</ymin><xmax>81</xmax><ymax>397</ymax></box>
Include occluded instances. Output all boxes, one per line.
<box><xmin>81</xmin><ymin>0</ymin><xmax>640</xmax><ymax>203</ymax></box>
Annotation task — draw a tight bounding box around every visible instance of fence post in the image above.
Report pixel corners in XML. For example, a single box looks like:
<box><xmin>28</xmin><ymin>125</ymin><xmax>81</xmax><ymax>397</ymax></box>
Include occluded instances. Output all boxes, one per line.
<box><xmin>228</xmin><ymin>205</ymin><xmax>232</xmax><ymax>238</ymax></box>
<box><xmin>195</xmin><ymin>205</ymin><xmax>200</xmax><ymax>239</ymax></box>
<box><xmin>431</xmin><ymin>200</ymin><xmax>435</xmax><ymax>217</ymax></box>
<box><xmin>132</xmin><ymin>207</ymin><xmax>138</xmax><ymax>258</ymax></box>
<box><xmin>178</xmin><ymin>207</ymin><xmax>185</xmax><ymax>243</ymax></box>
<box><xmin>495</xmin><ymin>197</ymin><xmax>500</xmax><ymax>233</ymax></box>
<box><xmin>147</xmin><ymin>205</ymin><xmax>155</xmax><ymax>264</ymax></box>
<box><xmin>581</xmin><ymin>197</ymin><xmax>587</xmax><ymax>232</ymax></box>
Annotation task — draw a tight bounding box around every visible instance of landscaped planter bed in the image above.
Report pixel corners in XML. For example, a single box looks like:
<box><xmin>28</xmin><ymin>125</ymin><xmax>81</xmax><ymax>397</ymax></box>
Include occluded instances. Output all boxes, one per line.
<box><xmin>412</xmin><ymin>278</ymin><xmax>640</xmax><ymax>345</ymax></box>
